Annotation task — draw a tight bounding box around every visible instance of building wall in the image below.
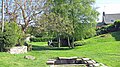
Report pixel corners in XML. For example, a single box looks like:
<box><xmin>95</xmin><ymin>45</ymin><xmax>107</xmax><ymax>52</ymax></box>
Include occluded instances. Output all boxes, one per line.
<box><xmin>105</xmin><ymin>14</ymin><xmax>120</xmax><ymax>24</ymax></box>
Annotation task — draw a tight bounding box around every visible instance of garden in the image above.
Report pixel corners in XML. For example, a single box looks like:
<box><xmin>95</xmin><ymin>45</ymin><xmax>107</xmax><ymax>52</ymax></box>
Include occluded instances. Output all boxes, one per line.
<box><xmin>0</xmin><ymin>0</ymin><xmax>120</xmax><ymax>67</ymax></box>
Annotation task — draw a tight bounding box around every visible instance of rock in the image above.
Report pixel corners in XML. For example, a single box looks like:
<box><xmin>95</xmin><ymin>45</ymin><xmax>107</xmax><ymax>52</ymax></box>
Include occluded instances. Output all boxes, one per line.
<box><xmin>58</xmin><ymin>57</ymin><xmax>77</xmax><ymax>60</ymax></box>
<box><xmin>86</xmin><ymin>60</ymin><xmax>95</xmax><ymax>64</ymax></box>
<box><xmin>76</xmin><ymin>59</ymin><xmax>82</xmax><ymax>64</ymax></box>
<box><xmin>24</xmin><ymin>55</ymin><xmax>35</xmax><ymax>60</ymax></box>
<box><xmin>93</xmin><ymin>63</ymin><xmax>100</xmax><ymax>67</ymax></box>
<box><xmin>91</xmin><ymin>60</ymin><xmax>96</xmax><ymax>63</ymax></box>
<box><xmin>93</xmin><ymin>63</ymin><xmax>108</xmax><ymax>67</ymax></box>
<box><xmin>81</xmin><ymin>58</ymin><xmax>90</xmax><ymax>61</ymax></box>
<box><xmin>81</xmin><ymin>58</ymin><xmax>91</xmax><ymax>64</ymax></box>
<box><xmin>9</xmin><ymin>46</ymin><xmax>27</xmax><ymax>54</ymax></box>
<box><xmin>46</xmin><ymin>59</ymin><xmax>56</xmax><ymax>65</ymax></box>
<box><xmin>99</xmin><ymin>63</ymin><xmax>108</xmax><ymax>67</ymax></box>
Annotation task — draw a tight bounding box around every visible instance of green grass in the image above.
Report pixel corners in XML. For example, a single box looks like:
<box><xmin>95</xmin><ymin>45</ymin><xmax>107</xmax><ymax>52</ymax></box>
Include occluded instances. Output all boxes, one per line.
<box><xmin>0</xmin><ymin>31</ymin><xmax>120</xmax><ymax>67</ymax></box>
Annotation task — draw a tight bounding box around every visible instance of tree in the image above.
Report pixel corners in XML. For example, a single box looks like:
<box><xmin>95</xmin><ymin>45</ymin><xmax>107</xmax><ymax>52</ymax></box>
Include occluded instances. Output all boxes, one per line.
<box><xmin>0</xmin><ymin>22</ymin><xmax>23</xmax><ymax>51</ymax></box>
<box><xmin>38</xmin><ymin>0</ymin><xmax>99</xmax><ymax>47</ymax></box>
<box><xmin>4</xmin><ymin>0</ymin><xmax>47</xmax><ymax>33</ymax></box>
<box><xmin>1</xmin><ymin>0</ymin><xmax>4</xmax><ymax>32</ymax></box>
<box><xmin>36</xmin><ymin>11</ymin><xmax>73</xmax><ymax>48</ymax></box>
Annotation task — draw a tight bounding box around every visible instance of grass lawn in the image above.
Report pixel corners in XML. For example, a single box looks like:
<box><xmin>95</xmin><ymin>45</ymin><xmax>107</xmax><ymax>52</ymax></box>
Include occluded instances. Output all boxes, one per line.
<box><xmin>0</xmin><ymin>31</ymin><xmax>120</xmax><ymax>67</ymax></box>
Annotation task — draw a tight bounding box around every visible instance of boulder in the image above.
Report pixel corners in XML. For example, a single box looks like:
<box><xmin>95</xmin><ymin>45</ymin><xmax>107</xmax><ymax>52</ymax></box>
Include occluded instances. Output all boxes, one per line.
<box><xmin>9</xmin><ymin>46</ymin><xmax>27</xmax><ymax>54</ymax></box>
<box><xmin>24</xmin><ymin>55</ymin><xmax>35</xmax><ymax>60</ymax></box>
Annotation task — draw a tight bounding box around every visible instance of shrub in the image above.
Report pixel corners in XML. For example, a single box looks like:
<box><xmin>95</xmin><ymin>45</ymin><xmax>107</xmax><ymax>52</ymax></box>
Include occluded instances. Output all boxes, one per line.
<box><xmin>30</xmin><ymin>37</ymin><xmax>54</xmax><ymax>42</ymax></box>
<box><xmin>114</xmin><ymin>20</ymin><xmax>120</xmax><ymax>30</ymax></box>
<box><xmin>0</xmin><ymin>22</ymin><xmax>23</xmax><ymax>51</ymax></box>
<box><xmin>74</xmin><ymin>23</ymin><xmax>96</xmax><ymax>40</ymax></box>
<box><xmin>96</xmin><ymin>20</ymin><xmax>120</xmax><ymax>35</ymax></box>
<box><xmin>74</xmin><ymin>40</ymin><xmax>86</xmax><ymax>46</ymax></box>
<box><xmin>96</xmin><ymin>26</ymin><xmax>108</xmax><ymax>35</ymax></box>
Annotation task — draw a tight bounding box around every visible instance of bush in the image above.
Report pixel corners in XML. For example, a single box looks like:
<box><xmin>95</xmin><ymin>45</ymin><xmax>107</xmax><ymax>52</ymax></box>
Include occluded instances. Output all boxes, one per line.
<box><xmin>74</xmin><ymin>40</ymin><xmax>86</xmax><ymax>46</ymax></box>
<box><xmin>74</xmin><ymin>23</ymin><xmax>96</xmax><ymax>40</ymax></box>
<box><xmin>96</xmin><ymin>20</ymin><xmax>120</xmax><ymax>35</ymax></box>
<box><xmin>30</xmin><ymin>37</ymin><xmax>54</xmax><ymax>42</ymax></box>
<box><xmin>0</xmin><ymin>22</ymin><xmax>23</xmax><ymax>51</ymax></box>
<box><xmin>114</xmin><ymin>20</ymin><xmax>120</xmax><ymax>30</ymax></box>
<box><xmin>96</xmin><ymin>26</ymin><xmax>108</xmax><ymax>35</ymax></box>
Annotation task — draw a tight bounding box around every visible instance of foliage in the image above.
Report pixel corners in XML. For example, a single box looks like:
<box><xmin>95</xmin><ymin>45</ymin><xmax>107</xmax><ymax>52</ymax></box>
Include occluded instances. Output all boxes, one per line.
<box><xmin>35</xmin><ymin>0</ymin><xmax>99</xmax><ymax>47</ymax></box>
<box><xmin>74</xmin><ymin>40</ymin><xmax>87</xmax><ymax>46</ymax></box>
<box><xmin>96</xmin><ymin>20</ymin><xmax>120</xmax><ymax>35</ymax></box>
<box><xmin>114</xmin><ymin>20</ymin><xmax>120</xmax><ymax>30</ymax></box>
<box><xmin>74</xmin><ymin>23</ymin><xmax>96</xmax><ymax>40</ymax></box>
<box><xmin>25</xmin><ymin>26</ymin><xmax>35</xmax><ymax>35</ymax></box>
<box><xmin>30</xmin><ymin>37</ymin><xmax>54</xmax><ymax>42</ymax></box>
<box><xmin>96</xmin><ymin>25</ymin><xmax>108</xmax><ymax>35</ymax></box>
<box><xmin>0</xmin><ymin>22</ymin><xmax>23</xmax><ymax>51</ymax></box>
<box><xmin>45</xmin><ymin>0</ymin><xmax>98</xmax><ymax>39</ymax></box>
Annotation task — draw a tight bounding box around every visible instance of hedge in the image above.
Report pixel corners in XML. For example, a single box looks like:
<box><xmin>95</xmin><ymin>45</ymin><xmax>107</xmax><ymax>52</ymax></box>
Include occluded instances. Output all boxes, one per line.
<box><xmin>30</xmin><ymin>37</ymin><xmax>54</xmax><ymax>42</ymax></box>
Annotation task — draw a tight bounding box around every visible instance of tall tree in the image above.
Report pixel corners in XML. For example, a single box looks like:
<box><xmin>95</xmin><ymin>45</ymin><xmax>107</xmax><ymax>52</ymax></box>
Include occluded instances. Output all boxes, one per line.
<box><xmin>4</xmin><ymin>0</ymin><xmax>47</xmax><ymax>33</ymax></box>
<box><xmin>40</xmin><ymin>0</ymin><xmax>99</xmax><ymax>47</ymax></box>
<box><xmin>36</xmin><ymin>0</ymin><xmax>74</xmax><ymax>48</ymax></box>
<box><xmin>1</xmin><ymin>0</ymin><xmax>4</xmax><ymax>32</ymax></box>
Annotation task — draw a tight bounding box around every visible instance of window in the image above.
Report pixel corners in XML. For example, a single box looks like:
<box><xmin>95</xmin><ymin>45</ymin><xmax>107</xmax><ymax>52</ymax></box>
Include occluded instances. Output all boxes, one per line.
<box><xmin>111</xmin><ymin>20</ymin><xmax>114</xmax><ymax>22</ymax></box>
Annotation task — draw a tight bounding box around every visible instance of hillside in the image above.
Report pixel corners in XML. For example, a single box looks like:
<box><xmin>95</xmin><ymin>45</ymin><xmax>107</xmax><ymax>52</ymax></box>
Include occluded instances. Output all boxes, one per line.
<box><xmin>75</xmin><ymin>31</ymin><xmax>120</xmax><ymax>67</ymax></box>
<box><xmin>0</xmin><ymin>31</ymin><xmax>120</xmax><ymax>67</ymax></box>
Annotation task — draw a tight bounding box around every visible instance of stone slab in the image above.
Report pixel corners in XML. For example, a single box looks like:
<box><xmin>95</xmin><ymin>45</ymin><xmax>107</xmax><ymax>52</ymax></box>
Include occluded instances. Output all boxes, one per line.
<box><xmin>9</xmin><ymin>46</ymin><xmax>27</xmax><ymax>54</ymax></box>
<box><xmin>47</xmin><ymin>59</ymin><xmax>56</xmax><ymax>65</ymax></box>
<box><xmin>58</xmin><ymin>57</ymin><xmax>77</xmax><ymax>60</ymax></box>
<box><xmin>50</xmin><ymin>64</ymin><xmax>87</xmax><ymax>67</ymax></box>
<box><xmin>81</xmin><ymin>58</ymin><xmax>90</xmax><ymax>61</ymax></box>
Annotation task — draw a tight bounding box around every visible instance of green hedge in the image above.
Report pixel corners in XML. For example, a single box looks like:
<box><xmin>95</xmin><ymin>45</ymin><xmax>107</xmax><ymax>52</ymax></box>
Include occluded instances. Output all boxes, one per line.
<box><xmin>30</xmin><ymin>37</ymin><xmax>54</xmax><ymax>42</ymax></box>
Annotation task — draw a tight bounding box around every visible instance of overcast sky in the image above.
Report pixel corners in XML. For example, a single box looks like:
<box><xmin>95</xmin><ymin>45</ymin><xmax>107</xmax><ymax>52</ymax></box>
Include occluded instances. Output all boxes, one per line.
<box><xmin>95</xmin><ymin>0</ymin><xmax>120</xmax><ymax>22</ymax></box>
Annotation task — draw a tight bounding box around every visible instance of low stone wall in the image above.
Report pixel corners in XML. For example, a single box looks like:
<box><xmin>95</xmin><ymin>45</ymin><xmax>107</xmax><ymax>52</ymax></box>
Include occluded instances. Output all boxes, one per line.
<box><xmin>9</xmin><ymin>46</ymin><xmax>27</xmax><ymax>54</ymax></box>
<box><xmin>47</xmin><ymin>57</ymin><xmax>108</xmax><ymax>67</ymax></box>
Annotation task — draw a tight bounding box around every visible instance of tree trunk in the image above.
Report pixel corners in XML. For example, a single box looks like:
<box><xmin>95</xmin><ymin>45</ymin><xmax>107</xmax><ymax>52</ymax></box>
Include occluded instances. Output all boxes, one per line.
<box><xmin>58</xmin><ymin>37</ymin><xmax>61</xmax><ymax>48</ymax></box>
<box><xmin>23</xmin><ymin>24</ymin><xmax>28</xmax><ymax>33</ymax></box>
<box><xmin>68</xmin><ymin>37</ymin><xmax>71</xmax><ymax>48</ymax></box>
<box><xmin>0</xmin><ymin>47</ymin><xmax>3</xmax><ymax>52</ymax></box>
<box><xmin>2</xmin><ymin>0</ymin><xmax>4</xmax><ymax>32</ymax></box>
<box><xmin>71</xmin><ymin>37</ymin><xmax>74</xmax><ymax>48</ymax></box>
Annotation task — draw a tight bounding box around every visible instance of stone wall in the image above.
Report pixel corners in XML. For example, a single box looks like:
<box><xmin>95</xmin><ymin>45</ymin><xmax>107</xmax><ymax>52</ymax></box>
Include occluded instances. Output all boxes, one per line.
<box><xmin>47</xmin><ymin>57</ymin><xmax>108</xmax><ymax>67</ymax></box>
<box><xmin>9</xmin><ymin>46</ymin><xmax>27</xmax><ymax>54</ymax></box>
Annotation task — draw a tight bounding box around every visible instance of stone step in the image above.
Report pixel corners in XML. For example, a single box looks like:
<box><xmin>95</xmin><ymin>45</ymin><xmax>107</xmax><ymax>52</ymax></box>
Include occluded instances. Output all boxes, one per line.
<box><xmin>46</xmin><ymin>59</ymin><xmax>56</xmax><ymax>65</ymax></box>
<box><xmin>57</xmin><ymin>57</ymin><xmax>77</xmax><ymax>60</ymax></box>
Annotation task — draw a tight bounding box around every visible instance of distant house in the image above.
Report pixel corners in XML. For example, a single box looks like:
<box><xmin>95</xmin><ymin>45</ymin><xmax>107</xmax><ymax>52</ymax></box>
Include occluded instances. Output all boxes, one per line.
<box><xmin>97</xmin><ymin>12</ymin><xmax>120</xmax><ymax>28</ymax></box>
<box><xmin>105</xmin><ymin>13</ymin><xmax>120</xmax><ymax>24</ymax></box>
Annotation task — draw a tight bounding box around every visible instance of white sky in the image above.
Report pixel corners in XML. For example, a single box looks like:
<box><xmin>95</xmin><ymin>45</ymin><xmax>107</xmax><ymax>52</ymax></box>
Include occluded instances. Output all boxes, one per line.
<box><xmin>95</xmin><ymin>0</ymin><xmax>120</xmax><ymax>22</ymax></box>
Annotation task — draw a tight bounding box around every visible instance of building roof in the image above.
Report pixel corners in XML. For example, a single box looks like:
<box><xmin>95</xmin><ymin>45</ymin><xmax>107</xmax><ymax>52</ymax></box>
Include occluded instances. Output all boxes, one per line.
<box><xmin>105</xmin><ymin>13</ymin><xmax>120</xmax><ymax>23</ymax></box>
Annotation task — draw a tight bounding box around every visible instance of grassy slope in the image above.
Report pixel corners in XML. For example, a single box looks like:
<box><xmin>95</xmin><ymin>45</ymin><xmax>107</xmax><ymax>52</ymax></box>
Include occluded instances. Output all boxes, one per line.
<box><xmin>0</xmin><ymin>31</ymin><xmax>120</xmax><ymax>67</ymax></box>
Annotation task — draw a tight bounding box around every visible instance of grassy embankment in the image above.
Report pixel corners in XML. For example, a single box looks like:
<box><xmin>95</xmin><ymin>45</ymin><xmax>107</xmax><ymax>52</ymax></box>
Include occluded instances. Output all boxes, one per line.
<box><xmin>0</xmin><ymin>31</ymin><xmax>120</xmax><ymax>67</ymax></box>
